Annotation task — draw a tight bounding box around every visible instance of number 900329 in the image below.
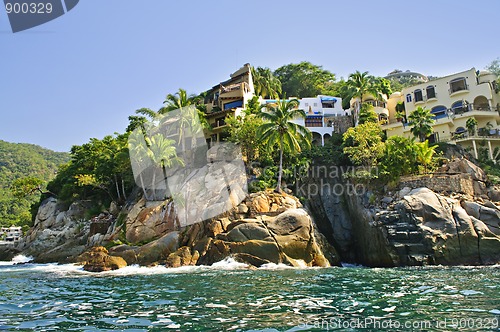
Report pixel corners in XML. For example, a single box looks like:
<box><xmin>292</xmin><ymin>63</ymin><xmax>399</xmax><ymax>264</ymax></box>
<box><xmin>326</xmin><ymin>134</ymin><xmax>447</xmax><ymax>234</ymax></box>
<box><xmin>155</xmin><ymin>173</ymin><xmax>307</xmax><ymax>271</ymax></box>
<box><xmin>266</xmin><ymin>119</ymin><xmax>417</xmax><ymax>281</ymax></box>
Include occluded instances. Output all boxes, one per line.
<box><xmin>5</xmin><ymin>2</ymin><xmax>53</xmax><ymax>14</ymax></box>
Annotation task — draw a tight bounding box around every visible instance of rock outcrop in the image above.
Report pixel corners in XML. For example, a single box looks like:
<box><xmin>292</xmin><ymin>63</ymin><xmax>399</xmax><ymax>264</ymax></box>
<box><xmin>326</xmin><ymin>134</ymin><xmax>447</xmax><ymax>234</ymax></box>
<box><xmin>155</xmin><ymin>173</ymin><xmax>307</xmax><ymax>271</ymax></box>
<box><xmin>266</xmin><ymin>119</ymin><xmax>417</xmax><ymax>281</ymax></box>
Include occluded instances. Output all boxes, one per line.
<box><xmin>16</xmin><ymin>198</ymin><xmax>90</xmax><ymax>263</ymax></box>
<box><xmin>307</xmin><ymin>158</ymin><xmax>500</xmax><ymax>267</ymax></box>
<box><xmin>125</xmin><ymin>190</ymin><xmax>340</xmax><ymax>268</ymax></box>
<box><xmin>77</xmin><ymin>246</ymin><xmax>127</xmax><ymax>272</ymax></box>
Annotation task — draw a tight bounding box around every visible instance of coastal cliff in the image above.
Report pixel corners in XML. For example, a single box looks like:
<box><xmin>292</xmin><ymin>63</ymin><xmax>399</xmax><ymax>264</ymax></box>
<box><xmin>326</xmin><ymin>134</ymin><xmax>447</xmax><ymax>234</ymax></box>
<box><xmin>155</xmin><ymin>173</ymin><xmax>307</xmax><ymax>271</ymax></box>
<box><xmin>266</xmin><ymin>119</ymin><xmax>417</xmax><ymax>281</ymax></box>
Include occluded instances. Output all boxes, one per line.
<box><xmin>16</xmin><ymin>190</ymin><xmax>339</xmax><ymax>268</ymax></box>
<box><xmin>11</xmin><ymin>158</ymin><xmax>500</xmax><ymax>269</ymax></box>
<box><xmin>307</xmin><ymin>158</ymin><xmax>500</xmax><ymax>267</ymax></box>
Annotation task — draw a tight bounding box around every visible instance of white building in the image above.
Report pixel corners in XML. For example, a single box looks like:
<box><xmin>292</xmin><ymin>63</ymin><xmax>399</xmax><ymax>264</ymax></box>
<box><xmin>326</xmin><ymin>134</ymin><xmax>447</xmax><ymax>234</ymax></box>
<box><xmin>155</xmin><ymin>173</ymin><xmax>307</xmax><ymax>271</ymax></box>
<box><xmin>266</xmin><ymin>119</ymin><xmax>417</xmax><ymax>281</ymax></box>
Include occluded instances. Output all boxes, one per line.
<box><xmin>263</xmin><ymin>95</ymin><xmax>347</xmax><ymax>146</ymax></box>
<box><xmin>1</xmin><ymin>226</ymin><xmax>22</xmax><ymax>242</ymax></box>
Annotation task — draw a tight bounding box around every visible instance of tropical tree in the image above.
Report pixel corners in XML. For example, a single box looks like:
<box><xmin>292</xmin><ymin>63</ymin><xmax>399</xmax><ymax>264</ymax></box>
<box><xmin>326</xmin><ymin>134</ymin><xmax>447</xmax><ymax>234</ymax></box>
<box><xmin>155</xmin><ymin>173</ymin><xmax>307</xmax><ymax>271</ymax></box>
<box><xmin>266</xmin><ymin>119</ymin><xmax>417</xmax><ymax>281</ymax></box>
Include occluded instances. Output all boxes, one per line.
<box><xmin>343</xmin><ymin>122</ymin><xmax>385</xmax><ymax>166</ymax></box>
<box><xmin>257</xmin><ymin>99</ymin><xmax>312</xmax><ymax>192</ymax></box>
<box><xmin>358</xmin><ymin>103</ymin><xmax>379</xmax><ymax>125</ymax></box>
<box><xmin>485</xmin><ymin>57</ymin><xmax>500</xmax><ymax>93</ymax></box>
<box><xmin>381</xmin><ymin>136</ymin><xmax>418</xmax><ymax>179</ymax></box>
<box><xmin>145</xmin><ymin>133</ymin><xmax>184</xmax><ymax>200</ymax></box>
<box><xmin>408</xmin><ymin>106</ymin><xmax>435</xmax><ymax>142</ymax></box>
<box><xmin>466</xmin><ymin>117</ymin><xmax>478</xmax><ymax>136</ymax></box>
<box><xmin>274</xmin><ymin>62</ymin><xmax>335</xmax><ymax>98</ymax></box>
<box><xmin>346</xmin><ymin>71</ymin><xmax>381</xmax><ymax>125</ymax></box>
<box><xmin>252</xmin><ymin>66</ymin><xmax>282</xmax><ymax>99</ymax></box>
<box><xmin>225</xmin><ymin>102</ymin><xmax>266</xmax><ymax>166</ymax></box>
<box><xmin>415</xmin><ymin>140</ymin><xmax>437</xmax><ymax>174</ymax></box>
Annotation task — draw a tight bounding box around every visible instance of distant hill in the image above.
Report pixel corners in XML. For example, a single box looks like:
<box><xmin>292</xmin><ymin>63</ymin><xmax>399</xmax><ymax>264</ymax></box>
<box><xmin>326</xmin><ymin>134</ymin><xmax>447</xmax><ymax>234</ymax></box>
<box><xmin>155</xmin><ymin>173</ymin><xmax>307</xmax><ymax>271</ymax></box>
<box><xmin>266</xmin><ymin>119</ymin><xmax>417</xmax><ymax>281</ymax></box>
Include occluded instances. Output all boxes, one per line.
<box><xmin>0</xmin><ymin>140</ymin><xmax>69</xmax><ymax>228</ymax></box>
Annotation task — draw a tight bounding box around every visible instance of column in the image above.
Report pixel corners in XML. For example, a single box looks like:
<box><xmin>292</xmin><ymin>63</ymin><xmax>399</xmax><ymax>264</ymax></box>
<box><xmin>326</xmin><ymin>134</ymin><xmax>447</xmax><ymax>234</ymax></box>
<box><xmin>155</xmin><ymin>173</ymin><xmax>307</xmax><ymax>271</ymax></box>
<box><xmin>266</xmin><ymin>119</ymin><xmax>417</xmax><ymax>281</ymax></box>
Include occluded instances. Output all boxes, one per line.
<box><xmin>472</xmin><ymin>140</ymin><xmax>478</xmax><ymax>159</ymax></box>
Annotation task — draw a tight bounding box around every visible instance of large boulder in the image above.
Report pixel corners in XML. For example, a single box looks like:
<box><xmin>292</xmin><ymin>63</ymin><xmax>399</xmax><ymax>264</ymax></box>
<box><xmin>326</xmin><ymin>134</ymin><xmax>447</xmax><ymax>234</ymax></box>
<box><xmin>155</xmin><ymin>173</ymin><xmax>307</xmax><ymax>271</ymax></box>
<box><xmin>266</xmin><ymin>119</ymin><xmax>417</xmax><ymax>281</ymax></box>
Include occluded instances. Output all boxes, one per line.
<box><xmin>196</xmin><ymin>208</ymin><xmax>340</xmax><ymax>267</ymax></box>
<box><xmin>395</xmin><ymin>188</ymin><xmax>500</xmax><ymax>265</ymax></box>
<box><xmin>78</xmin><ymin>246</ymin><xmax>127</xmax><ymax>272</ymax></box>
<box><xmin>108</xmin><ymin>231</ymin><xmax>179</xmax><ymax>265</ymax></box>
<box><xmin>125</xmin><ymin>199</ymin><xmax>177</xmax><ymax>244</ymax></box>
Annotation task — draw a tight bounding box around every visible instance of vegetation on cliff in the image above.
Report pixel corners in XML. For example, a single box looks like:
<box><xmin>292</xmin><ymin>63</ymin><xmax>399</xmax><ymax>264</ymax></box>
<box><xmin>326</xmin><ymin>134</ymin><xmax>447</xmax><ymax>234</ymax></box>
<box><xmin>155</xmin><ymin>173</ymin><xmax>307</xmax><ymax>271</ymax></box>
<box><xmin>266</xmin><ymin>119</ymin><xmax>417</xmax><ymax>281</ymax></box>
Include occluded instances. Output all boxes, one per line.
<box><xmin>0</xmin><ymin>140</ymin><xmax>68</xmax><ymax>228</ymax></box>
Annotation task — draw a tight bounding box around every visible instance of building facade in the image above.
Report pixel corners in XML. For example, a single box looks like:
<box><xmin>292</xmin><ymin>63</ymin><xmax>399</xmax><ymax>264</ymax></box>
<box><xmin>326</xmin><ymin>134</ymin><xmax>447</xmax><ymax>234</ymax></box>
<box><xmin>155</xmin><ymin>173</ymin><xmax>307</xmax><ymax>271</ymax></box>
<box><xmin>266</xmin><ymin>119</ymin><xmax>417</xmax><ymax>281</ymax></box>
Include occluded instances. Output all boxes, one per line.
<box><xmin>203</xmin><ymin>64</ymin><xmax>255</xmax><ymax>146</ymax></box>
<box><xmin>263</xmin><ymin>95</ymin><xmax>348</xmax><ymax>146</ymax></box>
<box><xmin>381</xmin><ymin>68</ymin><xmax>500</xmax><ymax>161</ymax></box>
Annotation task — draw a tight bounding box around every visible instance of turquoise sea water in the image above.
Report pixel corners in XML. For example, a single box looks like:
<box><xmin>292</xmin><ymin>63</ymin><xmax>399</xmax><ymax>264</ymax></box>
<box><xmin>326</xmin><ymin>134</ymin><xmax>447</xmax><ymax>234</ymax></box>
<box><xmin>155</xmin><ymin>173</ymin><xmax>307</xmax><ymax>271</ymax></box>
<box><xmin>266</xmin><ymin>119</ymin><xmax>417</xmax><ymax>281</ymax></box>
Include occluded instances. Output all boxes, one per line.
<box><xmin>0</xmin><ymin>257</ymin><xmax>499</xmax><ymax>331</ymax></box>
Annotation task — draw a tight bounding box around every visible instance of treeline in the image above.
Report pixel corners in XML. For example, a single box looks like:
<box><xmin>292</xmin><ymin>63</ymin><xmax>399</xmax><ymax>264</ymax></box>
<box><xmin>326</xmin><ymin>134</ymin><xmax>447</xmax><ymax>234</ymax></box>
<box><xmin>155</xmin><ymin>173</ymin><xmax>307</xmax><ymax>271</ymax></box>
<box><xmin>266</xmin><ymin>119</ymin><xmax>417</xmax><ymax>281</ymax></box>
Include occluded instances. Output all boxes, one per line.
<box><xmin>0</xmin><ymin>140</ymin><xmax>69</xmax><ymax>228</ymax></box>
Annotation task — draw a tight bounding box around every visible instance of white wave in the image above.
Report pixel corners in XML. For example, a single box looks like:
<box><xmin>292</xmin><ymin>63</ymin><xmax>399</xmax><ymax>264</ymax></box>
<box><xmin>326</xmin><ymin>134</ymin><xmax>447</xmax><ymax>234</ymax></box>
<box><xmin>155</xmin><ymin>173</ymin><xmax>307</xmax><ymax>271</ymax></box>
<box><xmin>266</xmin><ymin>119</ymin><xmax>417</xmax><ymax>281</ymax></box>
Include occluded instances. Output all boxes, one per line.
<box><xmin>259</xmin><ymin>262</ymin><xmax>296</xmax><ymax>270</ymax></box>
<box><xmin>0</xmin><ymin>254</ymin><xmax>33</xmax><ymax>266</ymax></box>
<box><xmin>210</xmin><ymin>257</ymin><xmax>249</xmax><ymax>269</ymax></box>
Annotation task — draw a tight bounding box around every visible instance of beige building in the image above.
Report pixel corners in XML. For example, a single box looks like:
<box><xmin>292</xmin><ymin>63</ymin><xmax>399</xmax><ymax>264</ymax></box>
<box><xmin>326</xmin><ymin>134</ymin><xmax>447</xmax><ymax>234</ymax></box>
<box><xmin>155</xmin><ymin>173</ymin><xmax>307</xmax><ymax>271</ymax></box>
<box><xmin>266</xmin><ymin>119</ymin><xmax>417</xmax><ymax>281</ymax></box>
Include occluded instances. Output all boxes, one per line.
<box><xmin>203</xmin><ymin>64</ymin><xmax>255</xmax><ymax>146</ymax></box>
<box><xmin>381</xmin><ymin>68</ymin><xmax>500</xmax><ymax>161</ymax></box>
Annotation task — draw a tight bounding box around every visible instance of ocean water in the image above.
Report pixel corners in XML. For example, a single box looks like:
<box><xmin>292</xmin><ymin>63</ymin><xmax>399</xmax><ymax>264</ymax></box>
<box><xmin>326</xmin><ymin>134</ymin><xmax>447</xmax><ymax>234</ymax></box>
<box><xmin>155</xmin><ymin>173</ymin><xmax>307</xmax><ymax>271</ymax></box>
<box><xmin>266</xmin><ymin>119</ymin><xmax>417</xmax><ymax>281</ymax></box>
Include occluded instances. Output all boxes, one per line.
<box><xmin>0</xmin><ymin>256</ymin><xmax>499</xmax><ymax>331</ymax></box>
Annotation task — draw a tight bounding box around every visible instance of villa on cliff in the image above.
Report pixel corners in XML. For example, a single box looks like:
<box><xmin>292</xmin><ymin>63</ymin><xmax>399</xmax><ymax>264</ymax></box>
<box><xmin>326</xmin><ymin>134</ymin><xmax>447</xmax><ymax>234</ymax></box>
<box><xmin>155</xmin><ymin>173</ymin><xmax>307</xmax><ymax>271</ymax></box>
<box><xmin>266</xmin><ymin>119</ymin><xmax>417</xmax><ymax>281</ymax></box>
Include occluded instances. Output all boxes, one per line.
<box><xmin>201</xmin><ymin>64</ymin><xmax>500</xmax><ymax>159</ymax></box>
<box><xmin>262</xmin><ymin>95</ymin><xmax>350</xmax><ymax>146</ymax></box>
<box><xmin>379</xmin><ymin>68</ymin><xmax>500</xmax><ymax>161</ymax></box>
<box><xmin>202</xmin><ymin>64</ymin><xmax>349</xmax><ymax>147</ymax></box>
<box><xmin>203</xmin><ymin>64</ymin><xmax>256</xmax><ymax>147</ymax></box>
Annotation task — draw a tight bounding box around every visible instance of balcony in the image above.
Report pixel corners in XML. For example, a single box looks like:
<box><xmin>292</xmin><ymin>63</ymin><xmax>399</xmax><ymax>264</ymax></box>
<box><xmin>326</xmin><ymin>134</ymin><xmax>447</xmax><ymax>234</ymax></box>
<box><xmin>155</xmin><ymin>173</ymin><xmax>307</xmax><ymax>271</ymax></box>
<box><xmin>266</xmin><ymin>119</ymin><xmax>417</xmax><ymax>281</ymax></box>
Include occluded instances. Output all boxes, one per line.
<box><xmin>220</xmin><ymin>82</ymin><xmax>249</xmax><ymax>99</ymax></box>
<box><xmin>212</xmin><ymin>118</ymin><xmax>226</xmax><ymax>128</ymax></box>
<box><xmin>449</xmin><ymin>78</ymin><xmax>469</xmax><ymax>96</ymax></box>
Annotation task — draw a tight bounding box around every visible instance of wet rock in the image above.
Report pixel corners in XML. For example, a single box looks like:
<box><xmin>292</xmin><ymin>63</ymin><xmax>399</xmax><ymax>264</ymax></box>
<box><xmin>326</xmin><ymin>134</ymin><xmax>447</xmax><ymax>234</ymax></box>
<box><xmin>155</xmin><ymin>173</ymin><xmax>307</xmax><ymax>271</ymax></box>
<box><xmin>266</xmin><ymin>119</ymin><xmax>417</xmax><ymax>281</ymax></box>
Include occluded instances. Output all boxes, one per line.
<box><xmin>78</xmin><ymin>246</ymin><xmax>127</xmax><ymax>272</ymax></box>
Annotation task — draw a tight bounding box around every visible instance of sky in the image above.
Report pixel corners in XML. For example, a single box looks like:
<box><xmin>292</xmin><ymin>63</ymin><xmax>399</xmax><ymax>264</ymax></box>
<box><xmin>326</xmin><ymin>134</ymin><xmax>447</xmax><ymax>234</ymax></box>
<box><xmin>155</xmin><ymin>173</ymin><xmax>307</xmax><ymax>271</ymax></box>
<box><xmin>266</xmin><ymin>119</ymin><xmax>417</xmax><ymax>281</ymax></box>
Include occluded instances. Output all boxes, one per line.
<box><xmin>1</xmin><ymin>0</ymin><xmax>499</xmax><ymax>152</ymax></box>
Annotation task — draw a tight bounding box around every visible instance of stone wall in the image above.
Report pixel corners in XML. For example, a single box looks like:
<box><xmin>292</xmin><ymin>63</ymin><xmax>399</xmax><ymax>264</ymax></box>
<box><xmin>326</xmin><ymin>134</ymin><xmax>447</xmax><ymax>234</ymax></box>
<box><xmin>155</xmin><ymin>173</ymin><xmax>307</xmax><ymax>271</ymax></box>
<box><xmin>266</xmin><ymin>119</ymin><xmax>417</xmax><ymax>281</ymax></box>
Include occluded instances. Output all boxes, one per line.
<box><xmin>331</xmin><ymin>116</ymin><xmax>353</xmax><ymax>135</ymax></box>
<box><xmin>399</xmin><ymin>173</ymin><xmax>475</xmax><ymax>196</ymax></box>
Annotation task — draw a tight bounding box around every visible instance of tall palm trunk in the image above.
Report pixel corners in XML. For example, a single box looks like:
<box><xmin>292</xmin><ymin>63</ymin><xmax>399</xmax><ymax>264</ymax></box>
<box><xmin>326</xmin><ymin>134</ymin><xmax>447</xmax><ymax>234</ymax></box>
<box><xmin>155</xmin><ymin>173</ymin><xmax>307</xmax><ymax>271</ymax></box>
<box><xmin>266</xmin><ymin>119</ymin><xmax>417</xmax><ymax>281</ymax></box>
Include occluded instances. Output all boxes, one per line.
<box><xmin>276</xmin><ymin>135</ymin><xmax>284</xmax><ymax>193</ymax></box>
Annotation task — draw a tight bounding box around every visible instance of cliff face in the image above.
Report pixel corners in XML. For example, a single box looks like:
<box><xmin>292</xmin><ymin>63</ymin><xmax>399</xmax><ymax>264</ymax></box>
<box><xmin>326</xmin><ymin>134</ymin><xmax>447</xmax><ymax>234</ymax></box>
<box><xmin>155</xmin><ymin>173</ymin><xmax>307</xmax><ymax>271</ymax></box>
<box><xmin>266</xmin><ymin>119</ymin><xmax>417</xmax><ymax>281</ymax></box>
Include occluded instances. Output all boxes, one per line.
<box><xmin>15</xmin><ymin>191</ymin><xmax>340</xmax><ymax>268</ymax></box>
<box><xmin>11</xmin><ymin>157</ymin><xmax>500</xmax><ymax>268</ymax></box>
<box><xmin>306</xmin><ymin>158</ymin><xmax>500</xmax><ymax>267</ymax></box>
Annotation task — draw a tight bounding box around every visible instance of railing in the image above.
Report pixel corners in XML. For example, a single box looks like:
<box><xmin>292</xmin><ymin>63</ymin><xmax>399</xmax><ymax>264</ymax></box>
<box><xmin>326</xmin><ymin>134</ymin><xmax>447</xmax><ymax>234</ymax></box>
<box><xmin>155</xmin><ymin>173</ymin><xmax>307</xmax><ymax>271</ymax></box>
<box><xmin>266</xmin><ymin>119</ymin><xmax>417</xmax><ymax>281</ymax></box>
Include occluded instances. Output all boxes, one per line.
<box><xmin>212</xmin><ymin>118</ymin><xmax>226</xmax><ymax>128</ymax></box>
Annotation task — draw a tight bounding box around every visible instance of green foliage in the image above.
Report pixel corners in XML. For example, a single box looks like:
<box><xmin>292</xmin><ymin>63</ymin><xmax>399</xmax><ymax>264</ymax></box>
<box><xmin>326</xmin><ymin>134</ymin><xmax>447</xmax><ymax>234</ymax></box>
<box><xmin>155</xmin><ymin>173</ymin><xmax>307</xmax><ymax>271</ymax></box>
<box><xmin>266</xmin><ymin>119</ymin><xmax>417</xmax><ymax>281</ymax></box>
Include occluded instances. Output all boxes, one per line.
<box><xmin>47</xmin><ymin>134</ymin><xmax>134</xmax><ymax>208</ymax></box>
<box><xmin>343</xmin><ymin>122</ymin><xmax>385</xmax><ymax>166</ymax></box>
<box><xmin>258</xmin><ymin>99</ymin><xmax>312</xmax><ymax>191</ymax></box>
<box><xmin>414</xmin><ymin>140</ymin><xmax>438</xmax><ymax>174</ymax></box>
<box><xmin>380</xmin><ymin>136</ymin><xmax>419</xmax><ymax>180</ymax></box>
<box><xmin>10</xmin><ymin>176</ymin><xmax>45</xmax><ymax>199</ymax></box>
<box><xmin>225</xmin><ymin>112</ymin><xmax>267</xmax><ymax>166</ymax></box>
<box><xmin>358</xmin><ymin>103</ymin><xmax>379</xmax><ymax>125</ymax></box>
<box><xmin>466</xmin><ymin>117</ymin><xmax>478</xmax><ymax>135</ymax></box>
<box><xmin>0</xmin><ymin>140</ymin><xmax>69</xmax><ymax>227</ymax></box>
<box><xmin>274</xmin><ymin>62</ymin><xmax>335</xmax><ymax>98</ymax></box>
<box><xmin>409</xmin><ymin>106</ymin><xmax>435</xmax><ymax>142</ymax></box>
<box><xmin>300</xmin><ymin>133</ymin><xmax>348</xmax><ymax>166</ymax></box>
<box><xmin>252</xmin><ymin>66</ymin><xmax>282</xmax><ymax>99</ymax></box>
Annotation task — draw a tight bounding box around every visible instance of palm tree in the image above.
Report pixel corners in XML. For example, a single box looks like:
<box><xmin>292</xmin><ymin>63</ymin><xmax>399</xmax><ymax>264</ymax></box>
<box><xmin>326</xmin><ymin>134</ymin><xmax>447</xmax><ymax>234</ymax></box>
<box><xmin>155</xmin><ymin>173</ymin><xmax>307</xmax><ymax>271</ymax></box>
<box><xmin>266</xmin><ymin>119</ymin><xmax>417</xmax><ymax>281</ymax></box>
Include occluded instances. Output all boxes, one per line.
<box><xmin>466</xmin><ymin>117</ymin><xmax>478</xmax><ymax>136</ymax></box>
<box><xmin>415</xmin><ymin>140</ymin><xmax>437</xmax><ymax>174</ymax></box>
<box><xmin>145</xmin><ymin>133</ymin><xmax>184</xmax><ymax>200</ymax></box>
<box><xmin>409</xmin><ymin>106</ymin><xmax>435</xmax><ymax>142</ymax></box>
<box><xmin>128</xmin><ymin>129</ymin><xmax>152</xmax><ymax>200</ymax></box>
<box><xmin>162</xmin><ymin>88</ymin><xmax>196</xmax><ymax>113</ymax></box>
<box><xmin>346</xmin><ymin>71</ymin><xmax>381</xmax><ymax>125</ymax></box>
<box><xmin>252</xmin><ymin>66</ymin><xmax>282</xmax><ymax>99</ymax></box>
<box><xmin>257</xmin><ymin>98</ymin><xmax>312</xmax><ymax>192</ymax></box>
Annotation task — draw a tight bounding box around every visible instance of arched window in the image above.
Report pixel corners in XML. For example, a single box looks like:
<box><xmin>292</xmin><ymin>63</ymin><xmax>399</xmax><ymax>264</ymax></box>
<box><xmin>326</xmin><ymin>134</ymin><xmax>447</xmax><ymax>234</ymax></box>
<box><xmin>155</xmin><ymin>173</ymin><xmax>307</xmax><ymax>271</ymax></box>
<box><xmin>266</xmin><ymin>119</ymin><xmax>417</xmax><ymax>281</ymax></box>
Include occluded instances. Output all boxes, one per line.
<box><xmin>406</xmin><ymin>94</ymin><xmax>412</xmax><ymax>103</ymax></box>
<box><xmin>414</xmin><ymin>89</ymin><xmax>423</xmax><ymax>102</ymax></box>
<box><xmin>451</xmin><ymin>100</ymin><xmax>469</xmax><ymax>114</ymax></box>
<box><xmin>426</xmin><ymin>86</ymin><xmax>436</xmax><ymax>99</ymax></box>
<box><xmin>431</xmin><ymin>105</ymin><xmax>447</xmax><ymax>119</ymax></box>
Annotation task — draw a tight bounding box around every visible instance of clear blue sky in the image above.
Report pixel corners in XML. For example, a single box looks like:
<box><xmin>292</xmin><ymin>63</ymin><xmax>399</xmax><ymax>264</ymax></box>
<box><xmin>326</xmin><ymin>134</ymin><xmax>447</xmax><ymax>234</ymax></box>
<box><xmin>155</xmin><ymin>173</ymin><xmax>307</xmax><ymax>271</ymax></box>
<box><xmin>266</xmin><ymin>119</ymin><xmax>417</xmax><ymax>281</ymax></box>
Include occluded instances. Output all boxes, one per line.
<box><xmin>1</xmin><ymin>0</ymin><xmax>499</xmax><ymax>152</ymax></box>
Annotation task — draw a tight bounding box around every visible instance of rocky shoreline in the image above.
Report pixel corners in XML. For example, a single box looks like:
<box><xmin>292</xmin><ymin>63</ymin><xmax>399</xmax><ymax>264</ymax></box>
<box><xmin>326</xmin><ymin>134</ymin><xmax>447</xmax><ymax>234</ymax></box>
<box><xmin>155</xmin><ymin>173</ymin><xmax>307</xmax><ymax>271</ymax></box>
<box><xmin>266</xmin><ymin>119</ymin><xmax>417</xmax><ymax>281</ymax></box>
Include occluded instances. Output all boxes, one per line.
<box><xmin>4</xmin><ymin>158</ymin><xmax>500</xmax><ymax>271</ymax></box>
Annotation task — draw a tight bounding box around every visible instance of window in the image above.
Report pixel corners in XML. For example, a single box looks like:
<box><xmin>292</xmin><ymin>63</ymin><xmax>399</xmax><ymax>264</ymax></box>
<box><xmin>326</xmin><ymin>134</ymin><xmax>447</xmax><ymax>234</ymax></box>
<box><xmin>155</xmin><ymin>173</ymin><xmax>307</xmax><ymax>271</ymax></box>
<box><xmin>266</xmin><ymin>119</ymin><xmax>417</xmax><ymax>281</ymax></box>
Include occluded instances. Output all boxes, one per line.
<box><xmin>451</xmin><ymin>100</ymin><xmax>469</xmax><ymax>114</ymax></box>
<box><xmin>449</xmin><ymin>77</ymin><xmax>468</xmax><ymax>94</ymax></box>
<box><xmin>431</xmin><ymin>105</ymin><xmax>447</xmax><ymax>119</ymax></box>
<box><xmin>414</xmin><ymin>89</ymin><xmax>423</xmax><ymax>103</ymax></box>
<box><xmin>426</xmin><ymin>86</ymin><xmax>436</xmax><ymax>99</ymax></box>
<box><xmin>305</xmin><ymin>103</ymin><xmax>309</xmax><ymax>107</ymax></box>
<box><xmin>406</xmin><ymin>94</ymin><xmax>412</xmax><ymax>103</ymax></box>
